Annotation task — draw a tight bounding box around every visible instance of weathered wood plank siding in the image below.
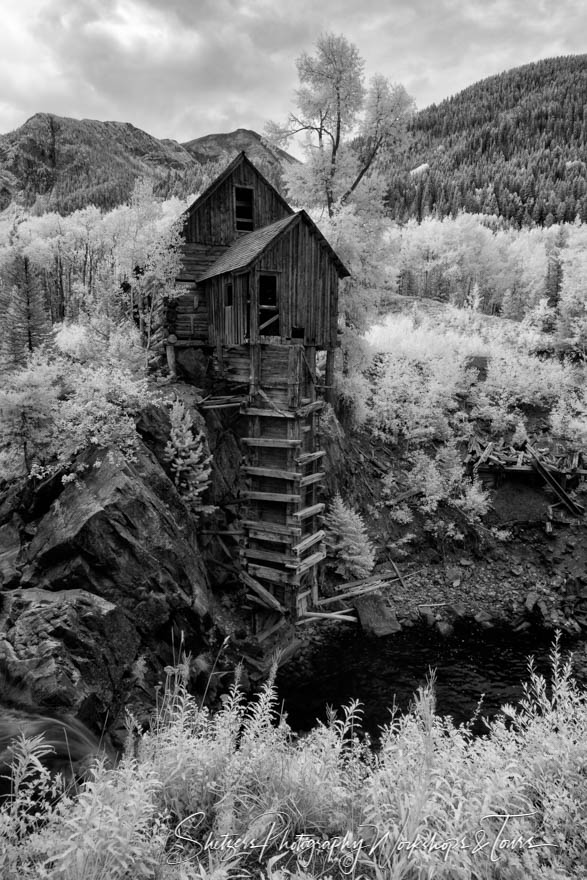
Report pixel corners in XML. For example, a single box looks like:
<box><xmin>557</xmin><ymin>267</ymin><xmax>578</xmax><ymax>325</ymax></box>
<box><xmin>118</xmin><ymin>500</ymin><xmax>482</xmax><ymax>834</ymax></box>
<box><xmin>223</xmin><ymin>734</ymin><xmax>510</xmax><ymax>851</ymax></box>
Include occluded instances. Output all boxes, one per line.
<box><xmin>255</xmin><ymin>218</ymin><xmax>339</xmax><ymax>349</ymax></box>
<box><xmin>183</xmin><ymin>163</ymin><xmax>291</xmax><ymax>246</ymax></box>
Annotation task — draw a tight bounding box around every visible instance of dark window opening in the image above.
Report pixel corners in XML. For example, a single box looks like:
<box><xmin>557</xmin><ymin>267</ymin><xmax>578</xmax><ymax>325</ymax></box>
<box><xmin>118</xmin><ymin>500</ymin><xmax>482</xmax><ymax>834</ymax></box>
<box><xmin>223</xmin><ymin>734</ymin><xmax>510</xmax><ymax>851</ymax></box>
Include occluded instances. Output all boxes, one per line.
<box><xmin>235</xmin><ymin>186</ymin><xmax>254</xmax><ymax>231</ymax></box>
<box><xmin>291</xmin><ymin>326</ymin><xmax>305</xmax><ymax>339</ymax></box>
<box><xmin>259</xmin><ymin>274</ymin><xmax>279</xmax><ymax>336</ymax></box>
<box><xmin>225</xmin><ymin>283</ymin><xmax>233</xmax><ymax>307</ymax></box>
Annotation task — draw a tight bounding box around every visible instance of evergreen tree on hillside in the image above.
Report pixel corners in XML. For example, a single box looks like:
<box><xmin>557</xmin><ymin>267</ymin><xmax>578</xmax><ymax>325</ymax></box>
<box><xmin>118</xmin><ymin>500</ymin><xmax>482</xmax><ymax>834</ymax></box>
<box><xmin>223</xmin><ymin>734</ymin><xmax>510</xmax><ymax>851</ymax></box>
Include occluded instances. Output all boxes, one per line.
<box><xmin>0</xmin><ymin>255</ymin><xmax>52</xmax><ymax>370</ymax></box>
<box><xmin>388</xmin><ymin>55</ymin><xmax>587</xmax><ymax>225</ymax></box>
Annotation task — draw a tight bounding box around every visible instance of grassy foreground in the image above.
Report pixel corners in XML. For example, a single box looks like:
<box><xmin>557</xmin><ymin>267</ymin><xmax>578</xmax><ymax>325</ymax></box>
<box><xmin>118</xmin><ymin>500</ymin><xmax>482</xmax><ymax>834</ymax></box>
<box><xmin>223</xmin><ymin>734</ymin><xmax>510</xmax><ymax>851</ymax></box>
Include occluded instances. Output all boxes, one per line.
<box><xmin>1</xmin><ymin>637</ymin><xmax>586</xmax><ymax>880</ymax></box>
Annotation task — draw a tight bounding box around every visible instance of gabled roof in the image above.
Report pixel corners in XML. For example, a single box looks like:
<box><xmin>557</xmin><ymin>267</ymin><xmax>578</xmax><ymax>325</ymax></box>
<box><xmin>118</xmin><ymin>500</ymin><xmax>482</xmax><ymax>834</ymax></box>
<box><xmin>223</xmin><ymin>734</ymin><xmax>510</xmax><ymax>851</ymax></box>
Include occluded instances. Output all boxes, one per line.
<box><xmin>197</xmin><ymin>210</ymin><xmax>350</xmax><ymax>281</ymax></box>
<box><xmin>182</xmin><ymin>151</ymin><xmax>293</xmax><ymax>222</ymax></box>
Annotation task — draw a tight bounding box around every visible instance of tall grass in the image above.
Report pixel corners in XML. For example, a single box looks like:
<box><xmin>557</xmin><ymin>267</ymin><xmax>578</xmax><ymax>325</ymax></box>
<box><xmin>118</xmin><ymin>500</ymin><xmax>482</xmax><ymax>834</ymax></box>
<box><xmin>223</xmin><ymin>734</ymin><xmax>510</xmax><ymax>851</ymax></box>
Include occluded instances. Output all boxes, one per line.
<box><xmin>1</xmin><ymin>635</ymin><xmax>586</xmax><ymax>879</ymax></box>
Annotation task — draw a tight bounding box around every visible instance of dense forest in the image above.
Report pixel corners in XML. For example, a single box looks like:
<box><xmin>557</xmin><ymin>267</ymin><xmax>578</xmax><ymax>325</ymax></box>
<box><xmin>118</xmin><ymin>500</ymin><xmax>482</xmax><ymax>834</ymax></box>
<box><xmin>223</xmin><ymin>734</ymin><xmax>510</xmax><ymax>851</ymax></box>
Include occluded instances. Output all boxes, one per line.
<box><xmin>388</xmin><ymin>55</ymin><xmax>587</xmax><ymax>225</ymax></box>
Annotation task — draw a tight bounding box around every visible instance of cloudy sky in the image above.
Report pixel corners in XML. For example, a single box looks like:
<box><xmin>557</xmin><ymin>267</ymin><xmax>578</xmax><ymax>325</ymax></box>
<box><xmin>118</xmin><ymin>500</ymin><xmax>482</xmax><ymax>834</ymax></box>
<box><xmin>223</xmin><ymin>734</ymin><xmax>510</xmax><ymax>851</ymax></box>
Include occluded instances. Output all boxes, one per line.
<box><xmin>1</xmin><ymin>0</ymin><xmax>585</xmax><ymax>144</ymax></box>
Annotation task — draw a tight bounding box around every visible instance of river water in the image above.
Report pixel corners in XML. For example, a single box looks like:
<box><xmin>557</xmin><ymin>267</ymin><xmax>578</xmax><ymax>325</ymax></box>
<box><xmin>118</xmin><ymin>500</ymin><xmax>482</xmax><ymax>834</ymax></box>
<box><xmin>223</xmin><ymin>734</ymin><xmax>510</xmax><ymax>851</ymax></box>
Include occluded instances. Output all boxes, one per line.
<box><xmin>277</xmin><ymin>623</ymin><xmax>587</xmax><ymax>737</ymax></box>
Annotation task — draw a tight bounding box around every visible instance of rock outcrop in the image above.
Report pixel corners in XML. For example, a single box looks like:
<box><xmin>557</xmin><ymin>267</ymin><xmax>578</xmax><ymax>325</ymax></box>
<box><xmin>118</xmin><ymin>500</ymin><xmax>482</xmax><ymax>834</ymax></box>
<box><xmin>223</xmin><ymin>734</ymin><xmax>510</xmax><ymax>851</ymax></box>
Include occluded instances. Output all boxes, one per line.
<box><xmin>0</xmin><ymin>436</ymin><xmax>211</xmax><ymax>740</ymax></box>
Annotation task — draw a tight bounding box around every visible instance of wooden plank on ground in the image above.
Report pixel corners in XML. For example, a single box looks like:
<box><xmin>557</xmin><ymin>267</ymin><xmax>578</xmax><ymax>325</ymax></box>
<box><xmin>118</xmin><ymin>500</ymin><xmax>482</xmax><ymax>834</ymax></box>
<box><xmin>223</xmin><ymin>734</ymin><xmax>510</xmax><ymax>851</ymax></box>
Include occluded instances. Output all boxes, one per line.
<box><xmin>257</xmin><ymin>616</ymin><xmax>287</xmax><ymax>642</ymax></box>
<box><xmin>526</xmin><ymin>442</ymin><xmax>584</xmax><ymax>516</ymax></box>
<box><xmin>240</xmin><ymin>570</ymin><xmax>286</xmax><ymax>612</ymax></box>
<box><xmin>315</xmin><ymin>580</ymin><xmax>388</xmax><ymax>606</ymax></box>
<box><xmin>473</xmin><ymin>441</ymin><xmax>494</xmax><ymax>473</ymax></box>
<box><xmin>331</xmin><ymin>571</ymin><xmax>397</xmax><ymax>591</ymax></box>
<box><xmin>385</xmin><ymin>488</ymin><xmax>423</xmax><ymax>507</ymax></box>
<box><xmin>243</xmin><ymin>407</ymin><xmax>294</xmax><ymax>419</ymax></box>
<box><xmin>298</xmin><ymin>611</ymin><xmax>358</xmax><ymax>623</ymax></box>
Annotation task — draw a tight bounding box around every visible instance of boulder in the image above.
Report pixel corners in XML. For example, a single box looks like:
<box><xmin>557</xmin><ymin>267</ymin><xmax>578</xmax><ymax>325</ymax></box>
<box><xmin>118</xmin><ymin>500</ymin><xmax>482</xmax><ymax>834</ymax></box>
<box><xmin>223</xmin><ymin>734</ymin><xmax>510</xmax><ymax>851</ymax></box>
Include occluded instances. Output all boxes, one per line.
<box><xmin>418</xmin><ymin>605</ymin><xmax>437</xmax><ymax>627</ymax></box>
<box><xmin>355</xmin><ymin>595</ymin><xmax>402</xmax><ymax>637</ymax></box>
<box><xmin>19</xmin><ymin>444</ymin><xmax>209</xmax><ymax>619</ymax></box>
<box><xmin>0</xmin><ymin>441</ymin><xmax>211</xmax><ymax>736</ymax></box>
<box><xmin>436</xmin><ymin>620</ymin><xmax>454</xmax><ymax>638</ymax></box>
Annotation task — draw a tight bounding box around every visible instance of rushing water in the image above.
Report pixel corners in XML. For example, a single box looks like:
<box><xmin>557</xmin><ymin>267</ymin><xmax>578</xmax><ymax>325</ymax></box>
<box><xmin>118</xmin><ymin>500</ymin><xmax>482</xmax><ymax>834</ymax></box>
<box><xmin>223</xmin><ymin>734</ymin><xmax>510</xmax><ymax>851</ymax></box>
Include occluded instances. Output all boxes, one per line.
<box><xmin>277</xmin><ymin>623</ymin><xmax>587</xmax><ymax>737</ymax></box>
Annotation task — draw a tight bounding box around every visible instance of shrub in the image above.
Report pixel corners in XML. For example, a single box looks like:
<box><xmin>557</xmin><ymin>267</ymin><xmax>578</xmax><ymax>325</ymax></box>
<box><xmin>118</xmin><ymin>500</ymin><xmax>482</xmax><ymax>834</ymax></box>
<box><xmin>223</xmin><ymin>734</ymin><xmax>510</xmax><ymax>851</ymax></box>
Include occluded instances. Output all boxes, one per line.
<box><xmin>2</xmin><ymin>638</ymin><xmax>587</xmax><ymax>878</ymax></box>
<box><xmin>0</xmin><ymin>352</ymin><xmax>152</xmax><ymax>481</ymax></box>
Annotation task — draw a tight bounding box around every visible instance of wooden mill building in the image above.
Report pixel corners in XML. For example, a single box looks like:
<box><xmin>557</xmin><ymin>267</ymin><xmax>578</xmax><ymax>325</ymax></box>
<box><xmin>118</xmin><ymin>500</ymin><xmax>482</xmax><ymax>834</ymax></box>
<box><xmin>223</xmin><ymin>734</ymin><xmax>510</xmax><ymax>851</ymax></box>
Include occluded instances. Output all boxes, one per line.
<box><xmin>165</xmin><ymin>153</ymin><xmax>349</xmax><ymax>616</ymax></box>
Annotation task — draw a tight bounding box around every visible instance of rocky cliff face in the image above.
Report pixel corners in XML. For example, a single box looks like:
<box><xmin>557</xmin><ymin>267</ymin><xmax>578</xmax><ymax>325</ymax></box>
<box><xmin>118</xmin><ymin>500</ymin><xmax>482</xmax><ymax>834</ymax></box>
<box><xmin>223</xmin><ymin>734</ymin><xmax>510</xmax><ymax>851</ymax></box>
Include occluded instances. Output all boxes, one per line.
<box><xmin>0</xmin><ymin>405</ymin><xmax>212</xmax><ymax>742</ymax></box>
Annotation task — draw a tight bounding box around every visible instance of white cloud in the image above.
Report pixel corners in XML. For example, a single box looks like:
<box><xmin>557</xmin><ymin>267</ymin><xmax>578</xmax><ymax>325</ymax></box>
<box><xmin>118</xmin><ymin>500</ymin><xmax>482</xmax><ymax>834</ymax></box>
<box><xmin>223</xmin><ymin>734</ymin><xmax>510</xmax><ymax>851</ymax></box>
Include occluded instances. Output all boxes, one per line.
<box><xmin>0</xmin><ymin>0</ymin><xmax>585</xmax><ymax>139</ymax></box>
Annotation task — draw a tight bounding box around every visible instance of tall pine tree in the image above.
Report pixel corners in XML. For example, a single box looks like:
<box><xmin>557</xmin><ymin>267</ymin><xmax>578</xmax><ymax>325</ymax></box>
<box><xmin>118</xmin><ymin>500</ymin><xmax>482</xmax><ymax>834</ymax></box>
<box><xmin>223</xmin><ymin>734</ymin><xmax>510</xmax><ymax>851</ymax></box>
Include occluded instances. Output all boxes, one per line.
<box><xmin>0</xmin><ymin>253</ymin><xmax>52</xmax><ymax>370</ymax></box>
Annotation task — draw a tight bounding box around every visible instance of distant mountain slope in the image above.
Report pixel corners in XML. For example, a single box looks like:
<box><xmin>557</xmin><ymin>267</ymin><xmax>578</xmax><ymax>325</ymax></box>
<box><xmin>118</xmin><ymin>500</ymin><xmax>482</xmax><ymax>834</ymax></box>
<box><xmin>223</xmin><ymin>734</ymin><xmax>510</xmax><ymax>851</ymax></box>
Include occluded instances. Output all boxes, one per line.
<box><xmin>182</xmin><ymin>128</ymin><xmax>297</xmax><ymax>168</ymax></box>
<box><xmin>388</xmin><ymin>55</ymin><xmax>587</xmax><ymax>225</ymax></box>
<box><xmin>0</xmin><ymin>115</ymin><xmax>296</xmax><ymax>214</ymax></box>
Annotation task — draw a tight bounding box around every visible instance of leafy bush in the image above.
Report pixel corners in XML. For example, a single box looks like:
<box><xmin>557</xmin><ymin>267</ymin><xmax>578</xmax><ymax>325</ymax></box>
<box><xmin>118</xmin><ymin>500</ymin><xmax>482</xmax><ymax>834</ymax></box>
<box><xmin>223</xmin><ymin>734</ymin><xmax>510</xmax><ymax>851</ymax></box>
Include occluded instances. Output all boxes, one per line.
<box><xmin>0</xmin><ymin>352</ymin><xmax>152</xmax><ymax>481</ymax></box>
<box><xmin>55</xmin><ymin>318</ymin><xmax>145</xmax><ymax>376</ymax></box>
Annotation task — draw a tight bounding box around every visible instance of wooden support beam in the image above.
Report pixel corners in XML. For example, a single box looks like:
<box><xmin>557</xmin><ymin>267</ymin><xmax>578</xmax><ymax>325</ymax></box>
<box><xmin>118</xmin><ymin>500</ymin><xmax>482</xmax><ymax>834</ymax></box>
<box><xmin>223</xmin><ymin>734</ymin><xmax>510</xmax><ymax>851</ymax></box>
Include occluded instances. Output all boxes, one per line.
<box><xmin>285</xmin><ymin>550</ymin><xmax>326</xmax><ymax>573</ymax></box>
<box><xmin>242</xmin><ymin>438</ymin><xmax>302</xmax><ymax>447</ymax></box>
<box><xmin>242</xmin><ymin>520</ymin><xmax>302</xmax><ymax>537</ymax></box>
<box><xmin>242</xmin><ymin>491</ymin><xmax>302</xmax><ymax>503</ymax></box>
<box><xmin>299</xmin><ymin>471</ymin><xmax>325</xmax><ymax>487</ymax></box>
<box><xmin>243</xmin><ymin>408</ymin><xmax>294</xmax><ymax>419</ymax></box>
<box><xmin>245</xmin><ymin>529</ymin><xmax>296</xmax><ymax>544</ymax></box>
<box><xmin>389</xmin><ymin>558</ymin><xmax>407</xmax><ymax>591</ymax></box>
<box><xmin>292</xmin><ymin>503</ymin><xmax>325</xmax><ymax>520</ymax></box>
<box><xmin>246</xmin><ymin>593</ymin><xmax>277</xmax><ymax>611</ymax></box>
<box><xmin>257</xmin><ymin>617</ymin><xmax>287</xmax><ymax>642</ymax></box>
<box><xmin>246</xmin><ymin>564</ymin><xmax>297</xmax><ymax>586</ymax></box>
<box><xmin>200</xmin><ymin>402</ymin><xmax>243</xmax><ymax>410</ymax></box>
<box><xmin>296</xmin><ymin>401</ymin><xmax>325</xmax><ymax>417</ymax></box>
<box><xmin>292</xmin><ymin>530</ymin><xmax>325</xmax><ymax>555</ymax></box>
<box><xmin>242</xmin><ymin>547</ymin><xmax>295</xmax><ymax>565</ymax></box>
<box><xmin>243</xmin><ymin>466</ymin><xmax>300</xmax><ymax>480</ymax></box>
<box><xmin>256</xmin><ymin>388</ymin><xmax>291</xmax><ymax>417</ymax></box>
<box><xmin>241</xmin><ymin>570</ymin><xmax>286</xmax><ymax>613</ymax></box>
<box><xmin>296</xmin><ymin>450</ymin><xmax>326</xmax><ymax>465</ymax></box>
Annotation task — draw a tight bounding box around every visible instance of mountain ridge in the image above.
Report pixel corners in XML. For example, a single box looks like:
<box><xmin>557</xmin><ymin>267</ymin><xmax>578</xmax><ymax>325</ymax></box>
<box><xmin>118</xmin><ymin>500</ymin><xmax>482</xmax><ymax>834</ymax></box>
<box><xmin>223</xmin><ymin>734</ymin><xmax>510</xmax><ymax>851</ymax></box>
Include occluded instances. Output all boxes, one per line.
<box><xmin>389</xmin><ymin>54</ymin><xmax>587</xmax><ymax>224</ymax></box>
<box><xmin>1</xmin><ymin>54</ymin><xmax>586</xmax><ymax>223</ymax></box>
<box><xmin>0</xmin><ymin>113</ymin><xmax>297</xmax><ymax>213</ymax></box>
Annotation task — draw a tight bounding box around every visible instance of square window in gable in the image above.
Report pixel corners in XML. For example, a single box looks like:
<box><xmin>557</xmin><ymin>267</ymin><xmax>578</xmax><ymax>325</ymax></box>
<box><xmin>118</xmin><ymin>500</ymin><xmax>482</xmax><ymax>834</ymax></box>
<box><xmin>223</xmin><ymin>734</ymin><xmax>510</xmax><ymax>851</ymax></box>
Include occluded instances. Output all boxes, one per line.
<box><xmin>235</xmin><ymin>186</ymin><xmax>254</xmax><ymax>231</ymax></box>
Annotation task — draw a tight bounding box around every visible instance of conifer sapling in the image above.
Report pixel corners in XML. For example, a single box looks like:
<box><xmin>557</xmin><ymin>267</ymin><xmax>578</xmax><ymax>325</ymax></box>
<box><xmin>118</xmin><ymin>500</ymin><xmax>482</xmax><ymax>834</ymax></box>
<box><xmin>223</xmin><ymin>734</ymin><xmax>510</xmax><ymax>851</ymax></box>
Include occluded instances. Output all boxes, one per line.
<box><xmin>164</xmin><ymin>400</ymin><xmax>213</xmax><ymax>514</ymax></box>
<box><xmin>323</xmin><ymin>492</ymin><xmax>376</xmax><ymax>580</ymax></box>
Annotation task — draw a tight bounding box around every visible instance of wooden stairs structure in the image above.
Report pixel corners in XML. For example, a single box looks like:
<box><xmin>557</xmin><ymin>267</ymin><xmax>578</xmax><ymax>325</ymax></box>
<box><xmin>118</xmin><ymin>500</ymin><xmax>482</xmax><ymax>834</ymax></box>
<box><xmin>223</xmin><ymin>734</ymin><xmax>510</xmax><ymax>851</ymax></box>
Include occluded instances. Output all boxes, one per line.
<box><xmin>238</xmin><ymin>343</ymin><xmax>326</xmax><ymax>617</ymax></box>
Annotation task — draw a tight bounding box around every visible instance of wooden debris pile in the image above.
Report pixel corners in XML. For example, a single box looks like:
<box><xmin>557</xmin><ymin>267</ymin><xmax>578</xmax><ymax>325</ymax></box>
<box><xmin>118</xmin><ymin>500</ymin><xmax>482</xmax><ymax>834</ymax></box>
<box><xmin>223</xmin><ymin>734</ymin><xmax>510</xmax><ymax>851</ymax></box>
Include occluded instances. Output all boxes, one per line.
<box><xmin>467</xmin><ymin>437</ymin><xmax>585</xmax><ymax>516</ymax></box>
